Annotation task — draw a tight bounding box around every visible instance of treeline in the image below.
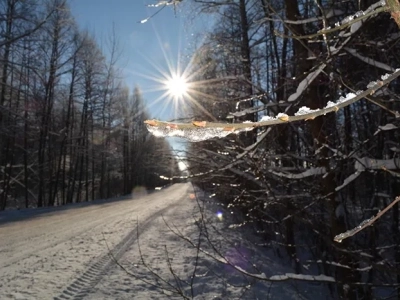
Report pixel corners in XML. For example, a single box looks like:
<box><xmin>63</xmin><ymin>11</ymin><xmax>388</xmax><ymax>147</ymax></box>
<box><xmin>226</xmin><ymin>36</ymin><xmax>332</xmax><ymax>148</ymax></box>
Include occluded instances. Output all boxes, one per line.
<box><xmin>0</xmin><ymin>0</ymin><xmax>178</xmax><ymax>210</ymax></box>
<box><xmin>183</xmin><ymin>0</ymin><xmax>400</xmax><ymax>297</ymax></box>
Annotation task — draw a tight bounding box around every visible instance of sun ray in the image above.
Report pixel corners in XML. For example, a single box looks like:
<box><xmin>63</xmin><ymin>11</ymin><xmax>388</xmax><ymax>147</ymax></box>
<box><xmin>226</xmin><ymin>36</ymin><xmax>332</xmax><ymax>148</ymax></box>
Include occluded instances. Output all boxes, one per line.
<box><xmin>125</xmin><ymin>31</ymin><xmax>236</xmax><ymax>123</ymax></box>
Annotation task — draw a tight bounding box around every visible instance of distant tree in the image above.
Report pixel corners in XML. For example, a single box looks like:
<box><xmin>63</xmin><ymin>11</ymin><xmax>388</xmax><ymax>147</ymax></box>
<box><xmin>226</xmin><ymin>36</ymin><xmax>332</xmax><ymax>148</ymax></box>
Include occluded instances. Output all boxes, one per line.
<box><xmin>0</xmin><ymin>0</ymin><xmax>177</xmax><ymax>210</ymax></box>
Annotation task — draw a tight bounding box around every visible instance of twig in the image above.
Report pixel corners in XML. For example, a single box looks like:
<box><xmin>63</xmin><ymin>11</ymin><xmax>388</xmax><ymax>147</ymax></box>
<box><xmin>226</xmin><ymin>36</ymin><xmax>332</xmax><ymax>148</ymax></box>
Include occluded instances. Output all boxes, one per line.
<box><xmin>334</xmin><ymin>196</ymin><xmax>400</xmax><ymax>243</ymax></box>
<box><xmin>340</xmin><ymin>77</ymin><xmax>400</xmax><ymax>117</ymax></box>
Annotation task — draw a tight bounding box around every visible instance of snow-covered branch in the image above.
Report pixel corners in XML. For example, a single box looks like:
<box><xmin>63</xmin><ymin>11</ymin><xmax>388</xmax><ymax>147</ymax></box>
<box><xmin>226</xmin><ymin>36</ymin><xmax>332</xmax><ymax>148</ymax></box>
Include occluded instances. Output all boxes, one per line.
<box><xmin>270</xmin><ymin>167</ymin><xmax>326</xmax><ymax>179</ymax></box>
<box><xmin>145</xmin><ymin>68</ymin><xmax>400</xmax><ymax>141</ymax></box>
<box><xmin>258</xmin><ymin>9</ymin><xmax>344</xmax><ymax>25</ymax></box>
<box><xmin>335</xmin><ymin>156</ymin><xmax>400</xmax><ymax>192</ymax></box>
<box><xmin>345</xmin><ymin>47</ymin><xmax>395</xmax><ymax>72</ymax></box>
<box><xmin>334</xmin><ymin>196</ymin><xmax>400</xmax><ymax>243</ymax></box>
<box><xmin>139</xmin><ymin>0</ymin><xmax>182</xmax><ymax>23</ymax></box>
<box><xmin>355</xmin><ymin>157</ymin><xmax>400</xmax><ymax>171</ymax></box>
<box><xmin>288</xmin><ymin>63</ymin><xmax>327</xmax><ymax>102</ymax></box>
<box><xmin>275</xmin><ymin>1</ymin><xmax>388</xmax><ymax>40</ymax></box>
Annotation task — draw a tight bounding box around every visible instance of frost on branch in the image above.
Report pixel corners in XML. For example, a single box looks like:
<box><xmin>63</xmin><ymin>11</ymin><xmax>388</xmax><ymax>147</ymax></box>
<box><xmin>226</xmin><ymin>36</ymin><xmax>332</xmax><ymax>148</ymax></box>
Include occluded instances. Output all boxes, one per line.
<box><xmin>334</xmin><ymin>196</ymin><xmax>400</xmax><ymax>243</ymax></box>
<box><xmin>145</xmin><ymin>121</ymin><xmax>252</xmax><ymax>142</ymax></box>
<box><xmin>139</xmin><ymin>0</ymin><xmax>182</xmax><ymax>24</ymax></box>
<box><xmin>146</xmin><ymin>124</ymin><xmax>229</xmax><ymax>142</ymax></box>
<box><xmin>147</xmin><ymin>0</ymin><xmax>182</xmax><ymax>7</ymax></box>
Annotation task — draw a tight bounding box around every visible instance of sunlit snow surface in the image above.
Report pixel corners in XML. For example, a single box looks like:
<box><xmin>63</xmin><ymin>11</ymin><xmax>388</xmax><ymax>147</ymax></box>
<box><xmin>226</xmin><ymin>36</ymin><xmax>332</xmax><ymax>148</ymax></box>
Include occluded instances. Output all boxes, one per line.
<box><xmin>0</xmin><ymin>183</ymin><xmax>333</xmax><ymax>299</ymax></box>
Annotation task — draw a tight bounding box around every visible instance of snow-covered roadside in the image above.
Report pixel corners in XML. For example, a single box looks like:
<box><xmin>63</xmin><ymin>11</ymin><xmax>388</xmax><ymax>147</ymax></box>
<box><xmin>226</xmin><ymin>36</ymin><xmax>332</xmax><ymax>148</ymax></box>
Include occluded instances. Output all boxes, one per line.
<box><xmin>0</xmin><ymin>184</ymin><xmax>190</xmax><ymax>299</ymax></box>
<box><xmin>85</xmin><ymin>186</ymin><xmax>331</xmax><ymax>299</ymax></box>
<box><xmin>1</xmin><ymin>183</ymin><xmax>331</xmax><ymax>299</ymax></box>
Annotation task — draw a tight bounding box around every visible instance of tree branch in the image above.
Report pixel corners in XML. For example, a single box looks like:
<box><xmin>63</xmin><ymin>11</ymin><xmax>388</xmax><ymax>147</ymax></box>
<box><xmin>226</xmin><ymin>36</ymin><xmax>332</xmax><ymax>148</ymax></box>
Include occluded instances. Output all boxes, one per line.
<box><xmin>334</xmin><ymin>196</ymin><xmax>400</xmax><ymax>243</ymax></box>
<box><xmin>144</xmin><ymin>68</ymin><xmax>400</xmax><ymax>141</ymax></box>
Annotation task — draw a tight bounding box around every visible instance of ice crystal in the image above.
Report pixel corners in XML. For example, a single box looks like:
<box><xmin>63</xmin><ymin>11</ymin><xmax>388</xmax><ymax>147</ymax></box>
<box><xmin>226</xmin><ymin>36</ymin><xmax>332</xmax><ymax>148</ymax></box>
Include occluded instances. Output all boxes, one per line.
<box><xmin>146</xmin><ymin>124</ymin><xmax>234</xmax><ymax>142</ymax></box>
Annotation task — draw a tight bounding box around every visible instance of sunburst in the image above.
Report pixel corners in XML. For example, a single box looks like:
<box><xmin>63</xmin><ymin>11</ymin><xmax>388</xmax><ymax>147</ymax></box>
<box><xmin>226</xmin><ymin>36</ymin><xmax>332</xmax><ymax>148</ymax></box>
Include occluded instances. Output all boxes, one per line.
<box><xmin>165</xmin><ymin>72</ymin><xmax>188</xmax><ymax>99</ymax></box>
<box><xmin>124</xmin><ymin>31</ymin><xmax>220</xmax><ymax>122</ymax></box>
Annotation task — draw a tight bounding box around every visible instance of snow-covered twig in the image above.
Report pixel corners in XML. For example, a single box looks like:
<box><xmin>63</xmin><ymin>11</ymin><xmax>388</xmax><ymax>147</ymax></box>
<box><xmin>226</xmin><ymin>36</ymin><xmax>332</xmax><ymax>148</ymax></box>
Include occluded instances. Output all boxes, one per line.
<box><xmin>145</xmin><ymin>68</ymin><xmax>400</xmax><ymax>141</ymax></box>
<box><xmin>340</xmin><ymin>77</ymin><xmax>400</xmax><ymax>117</ymax></box>
<box><xmin>228</xmin><ymin>102</ymin><xmax>287</xmax><ymax>119</ymax></box>
<box><xmin>344</xmin><ymin>47</ymin><xmax>395</xmax><ymax>72</ymax></box>
<box><xmin>275</xmin><ymin>1</ymin><xmax>389</xmax><ymax>40</ymax></box>
<box><xmin>335</xmin><ymin>171</ymin><xmax>362</xmax><ymax>192</ymax></box>
<box><xmin>258</xmin><ymin>9</ymin><xmax>344</xmax><ymax>25</ymax></box>
<box><xmin>334</xmin><ymin>196</ymin><xmax>400</xmax><ymax>243</ymax></box>
<box><xmin>355</xmin><ymin>157</ymin><xmax>400</xmax><ymax>171</ymax></box>
<box><xmin>147</xmin><ymin>0</ymin><xmax>182</xmax><ymax>8</ymax></box>
<box><xmin>288</xmin><ymin>63</ymin><xmax>327</xmax><ymax>102</ymax></box>
<box><xmin>270</xmin><ymin>167</ymin><xmax>326</xmax><ymax>179</ymax></box>
<box><xmin>139</xmin><ymin>0</ymin><xmax>182</xmax><ymax>24</ymax></box>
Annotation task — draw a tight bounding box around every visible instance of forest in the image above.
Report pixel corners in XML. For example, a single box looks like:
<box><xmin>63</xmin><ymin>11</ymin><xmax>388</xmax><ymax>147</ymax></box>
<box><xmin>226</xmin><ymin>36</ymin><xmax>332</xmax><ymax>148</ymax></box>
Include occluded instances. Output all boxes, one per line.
<box><xmin>1</xmin><ymin>0</ymin><xmax>400</xmax><ymax>298</ymax></box>
<box><xmin>0</xmin><ymin>0</ymin><xmax>180</xmax><ymax>210</ymax></box>
<box><xmin>144</xmin><ymin>0</ymin><xmax>400</xmax><ymax>298</ymax></box>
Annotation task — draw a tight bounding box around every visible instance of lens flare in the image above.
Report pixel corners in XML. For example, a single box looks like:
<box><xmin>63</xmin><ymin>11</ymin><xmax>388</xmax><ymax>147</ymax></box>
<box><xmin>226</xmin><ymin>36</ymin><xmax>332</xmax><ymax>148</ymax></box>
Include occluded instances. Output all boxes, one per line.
<box><xmin>165</xmin><ymin>74</ymin><xmax>188</xmax><ymax>98</ymax></box>
<box><xmin>125</xmin><ymin>32</ymin><xmax>222</xmax><ymax>122</ymax></box>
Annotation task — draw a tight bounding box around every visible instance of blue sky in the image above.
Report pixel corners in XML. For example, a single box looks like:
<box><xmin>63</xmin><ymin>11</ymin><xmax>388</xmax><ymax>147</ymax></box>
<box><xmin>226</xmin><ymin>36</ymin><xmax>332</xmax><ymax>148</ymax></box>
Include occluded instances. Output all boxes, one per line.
<box><xmin>69</xmin><ymin>0</ymin><xmax>192</xmax><ymax>121</ymax></box>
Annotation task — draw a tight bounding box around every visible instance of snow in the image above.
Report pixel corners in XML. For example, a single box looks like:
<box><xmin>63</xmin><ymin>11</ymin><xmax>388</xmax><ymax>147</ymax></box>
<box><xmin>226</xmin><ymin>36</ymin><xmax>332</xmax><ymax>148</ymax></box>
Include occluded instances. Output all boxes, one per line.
<box><xmin>341</xmin><ymin>15</ymin><xmax>354</xmax><ymax>25</ymax></box>
<box><xmin>0</xmin><ymin>184</ymin><xmax>191</xmax><ymax>299</ymax></box>
<box><xmin>374</xmin><ymin>123</ymin><xmax>398</xmax><ymax>135</ymax></box>
<box><xmin>335</xmin><ymin>171</ymin><xmax>362</xmax><ymax>191</ymax></box>
<box><xmin>346</xmin><ymin>48</ymin><xmax>395</xmax><ymax>72</ymax></box>
<box><xmin>355</xmin><ymin>157</ymin><xmax>400</xmax><ymax>171</ymax></box>
<box><xmin>269</xmin><ymin>273</ymin><xmax>335</xmax><ymax>282</ymax></box>
<box><xmin>0</xmin><ymin>183</ymin><xmax>333</xmax><ymax>299</ymax></box>
<box><xmin>378</xmin><ymin>123</ymin><xmax>398</xmax><ymax>131</ymax></box>
<box><xmin>367</xmin><ymin>81</ymin><xmax>378</xmax><ymax>88</ymax></box>
<box><xmin>295</xmin><ymin>106</ymin><xmax>318</xmax><ymax>116</ymax></box>
<box><xmin>260</xmin><ymin>115</ymin><xmax>273</xmax><ymax>121</ymax></box>
<box><xmin>325</xmin><ymin>9</ymin><xmax>344</xmax><ymax>18</ymax></box>
<box><xmin>324</xmin><ymin>92</ymin><xmax>357</xmax><ymax>110</ymax></box>
<box><xmin>325</xmin><ymin>101</ymin><xmax>337</xmax><ymax>109</ymax></box>
<box><xmin>381</xmin><ymin>73</ymin><xmax>391</xmax><ymax>80</ymax></box>
<box><xmin>350</xmin><ymin>21</ymin><xmax>362</xmax><ymax>33</ymax></box>
<box><xmin>271</xmin><ymin>167</ymin><xmax>326</xmax><ymax>179</ymax></box>
<box><xmin>288</xmin><ymin>63</ymin><xmax>327</xmax><ymax>102</ymax></box>
<box><xmin>147</xmin><ymin>0</ymin><xmax>181</xmax><ymax>7</ymax></box>
<box><xmin>276</xmin><ymin>112</ymin><xmax>289</xmax><ymax>119</ymax></box>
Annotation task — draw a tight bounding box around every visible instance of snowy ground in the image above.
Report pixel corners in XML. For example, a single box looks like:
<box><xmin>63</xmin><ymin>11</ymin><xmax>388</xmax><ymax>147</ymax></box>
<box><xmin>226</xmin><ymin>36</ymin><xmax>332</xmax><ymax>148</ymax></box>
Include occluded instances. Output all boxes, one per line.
<box><xmin>0</xmin><ymin>183</ymin><xmax>331</xmax><ymax>299</ymax></box>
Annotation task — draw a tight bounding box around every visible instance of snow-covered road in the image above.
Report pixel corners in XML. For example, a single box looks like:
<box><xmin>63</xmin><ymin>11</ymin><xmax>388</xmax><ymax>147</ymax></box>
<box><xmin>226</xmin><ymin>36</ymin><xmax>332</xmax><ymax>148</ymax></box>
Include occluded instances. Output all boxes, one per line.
<box><xmin>0</xmin><ymin>183</ymin><xmax>192</xmax><ymax>299</ymax></box>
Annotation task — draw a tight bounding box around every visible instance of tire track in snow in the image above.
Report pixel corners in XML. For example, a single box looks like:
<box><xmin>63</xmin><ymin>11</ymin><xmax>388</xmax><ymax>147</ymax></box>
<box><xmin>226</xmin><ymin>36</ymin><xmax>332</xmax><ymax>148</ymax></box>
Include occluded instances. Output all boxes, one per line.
<box><xmin>54</xmin><ymin>194</ymin><xmax>187</xmax><ymax>300</ymax></box>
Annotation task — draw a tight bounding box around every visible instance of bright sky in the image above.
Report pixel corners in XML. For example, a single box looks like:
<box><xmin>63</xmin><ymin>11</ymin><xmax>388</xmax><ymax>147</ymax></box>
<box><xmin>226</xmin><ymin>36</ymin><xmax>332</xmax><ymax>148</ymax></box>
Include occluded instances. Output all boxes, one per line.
<box><xmin>69</xmin><ymin>0</ymin><xmax>195</xmax><ymax>122</ymax></box>
<box><xmin>69</xmin><ymin>0</ymin><xmax>210</xmax><ymax>153</ymax></box>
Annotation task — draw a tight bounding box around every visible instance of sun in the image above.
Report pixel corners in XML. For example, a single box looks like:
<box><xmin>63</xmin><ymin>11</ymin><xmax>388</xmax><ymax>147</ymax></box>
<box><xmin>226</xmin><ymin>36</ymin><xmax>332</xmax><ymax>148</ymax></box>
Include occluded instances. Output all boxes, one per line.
<box><xmin>131</xmin><ymin>47</ymin><xmax>218</xmax><ymax>120</ymax></box>
<box><xmin>165</xmin><ymin>74</ymin><xmax>188</xmax><ymax>99</ymax></box>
